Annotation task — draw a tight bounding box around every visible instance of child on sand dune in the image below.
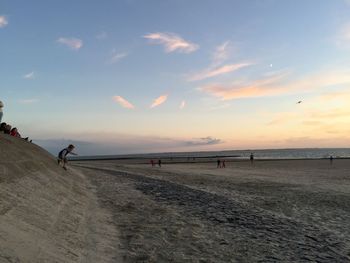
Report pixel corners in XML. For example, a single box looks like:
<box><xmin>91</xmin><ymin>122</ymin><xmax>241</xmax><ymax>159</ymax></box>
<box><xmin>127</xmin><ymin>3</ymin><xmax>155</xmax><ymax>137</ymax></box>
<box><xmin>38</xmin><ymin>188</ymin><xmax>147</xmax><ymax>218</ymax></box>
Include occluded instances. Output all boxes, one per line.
<box><xmin>58</xmin><ymin>144</ymin><xmax>77</xmax><ymax>170</ymax></box>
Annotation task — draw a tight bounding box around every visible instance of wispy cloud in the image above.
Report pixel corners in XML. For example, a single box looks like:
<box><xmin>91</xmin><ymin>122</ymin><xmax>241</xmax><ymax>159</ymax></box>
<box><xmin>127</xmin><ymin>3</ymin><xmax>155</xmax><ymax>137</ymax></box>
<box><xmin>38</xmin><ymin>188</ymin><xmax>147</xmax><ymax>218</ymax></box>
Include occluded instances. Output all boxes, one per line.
<box><xmin>23</xmin><ymin>71</ymin><xmax>35</xmax><ymax>79</ymax></box>
<box><xmin>0</xmin><ymin>16</ymin><xmax>8</xmax><ymax>28</ymax></box>
<box><xmin>96</xmin><ymin>31</ymin><xmax>107</xmax><ymax>40</ymax></box>
<box><xmin>150</xmin><ymin>94</ymin><xmax>168</xmax><ymax>108</ymax></box>
<box><xmin>18</xmin><ymin>99</ymin><xmax>39</xmax><ymax>104</ymax></box>
<box><xmin>185</xmin><ymin>136</ymin><xmax>222</xmax><ymax>146</ymax></box>
<box><xmin>113</xmin><ymin>96</ymin><xmax>135</xmax><ymax>109</ymax></box>
<box><xmin>212</xmin><ymin>41</ymin><xmax>231</xmax><ymax>66</ymax></box>
<box><xmin>200</xmin><ymin>69</ymin><xmax>350</xmax><ymax>100</ymax></box>
<box><xmin>179</xmin><ymin>100</ymin><xmax>186</xmax><ymax>110</ymax></box>
<box><xmin>144</xmin><ymin>32</ymin><xmax>199</xmax><ymax>53</ymax></box>
<box><xmin>336</xmin><ymin>23</ymin><xmax>350</xmax><ymax>48</ymax></box>
<box><xmin>110</xmin><ymin>50</ymin><xmax>128</xmax><ymax>64</ymax></box>
<box><xmin>57</xmin><ymin>37</ymin><xmax>83</xmax><ymax>50</ymax></box>
<box><xmin>188</xmin><ymin>62</ymin><xmax>252</xmax><ymax>81</ymax></box>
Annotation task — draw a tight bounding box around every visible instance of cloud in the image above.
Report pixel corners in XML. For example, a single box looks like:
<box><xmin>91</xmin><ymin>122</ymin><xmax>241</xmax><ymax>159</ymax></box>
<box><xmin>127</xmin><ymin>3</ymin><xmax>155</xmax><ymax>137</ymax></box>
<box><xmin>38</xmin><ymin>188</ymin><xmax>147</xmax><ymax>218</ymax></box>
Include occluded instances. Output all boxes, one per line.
<box><xmin>150</xmin><ymin>94</ymin><xmax>168</xmax><ymax>108</ymax></box>
<box><xmin>179</xmin><ymin>100</ymin><xmax>186</xmax><ymax>110</ymax></box>
<box><xmin>57</xmin><ymin>37</ymin><xmax>83</xmax><ymax>50</ymax></box>
<box><xmin>188</xmin><ymin>63</ymin><xmax>252</xmax><ymax>81</ymax></box>
<box><xmin>96</xmin><ymin>31</ymin><xmax>107</xmax><ymax>40</ymax></box>
<box><xmin>144</xmin><ymin>32</ymin><xmax>199</xmax><ymax>53</ymax></box>
<box><xmin>336</xmin><ymin>23</ymin><xmax>350</xmax><ymax>48</ymax></box>
<box><xmin>18</xmin><ymin>99</ymin><xmax>39</xmax><ymax>104</ymax></box>
<box><xmin>0</xmin><ymin>16</ymin><xmax>8</xmax><ymax>28</ymax></box>
<box><xmin>212</xmin><ymin>41</ymin><xmax>231</xmax><ymax>65</ymax></box>
<box><xmin>185</xmin><ymin>136</ymin><xmax>222</xmax><ymax>146</ymax></box>
<box><xmin>23</xmin><ymin>71</ymin><xmax>35</xmax><ymax>79</ymax></box>
<box><xmin>35</xmin><ymin>135</ymin><xmax>223</xmax><ymax>156</ymax></box>
<box><xmin>113</xmin><ymin>96</ymin><xmax>135</xmax><ymax>109</ymax></box>
<box><xmin>200</xmin><ymin>68</ymin><xmax>350</xmax><ymax>100</ymax></box>
<box><xmin>110</xmin><ymin>51</ymin><xmax>128</xmax><ymax>64</ymax></box>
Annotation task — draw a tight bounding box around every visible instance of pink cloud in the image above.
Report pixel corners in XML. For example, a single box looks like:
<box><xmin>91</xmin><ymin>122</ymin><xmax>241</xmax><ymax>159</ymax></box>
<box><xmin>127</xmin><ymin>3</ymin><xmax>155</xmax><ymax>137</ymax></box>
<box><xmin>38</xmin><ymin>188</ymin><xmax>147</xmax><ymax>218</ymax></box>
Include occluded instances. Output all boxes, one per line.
<box><xmin>200</xmin><ymin>69</ymin><xmax>350</xmax><ymax>100</ymax></box>
<box><xmin>144</xmin><ymin>32</ymin><xmax>199</xmax><ymax>53</ymax></box>
<box><xmin>179</xmin><ymin>100</ymin><xmax>186</xmax><ymax>109</ymax></box>
<box><xmin>189</xmin><ymin>63</ymin><xmax>252</xmax><ymax>81</ymax></box>
<box><xmin>57</xmin><ymin>37</ymin><xmax>83</xmax><ymax>50</ymax></box>
<box><xmin>0</xmin><ymin>16</ymin><xmax>8</xmax><ymax>28</ymax></box>
<box><xmin>150</xmin><ymin>95</ymin><xmax>168</xmax><ymax>108</ymax></box>
<box><xmin>113</xmin><ymin>96</ymin><xmax>135</xmax><ymax>109</ymax></box>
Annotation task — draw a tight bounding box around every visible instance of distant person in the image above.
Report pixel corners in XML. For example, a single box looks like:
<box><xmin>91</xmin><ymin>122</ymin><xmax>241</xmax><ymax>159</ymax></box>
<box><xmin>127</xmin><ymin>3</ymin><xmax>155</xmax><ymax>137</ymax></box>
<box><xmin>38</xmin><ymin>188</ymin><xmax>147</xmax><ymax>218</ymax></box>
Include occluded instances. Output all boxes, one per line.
<box><xmin>330</xmin><ymin>155</ymin><xmax>334</xmax><ymax>165</ymax></box>
<box><xmin>250</xmin><ymin>153</ymin><xmax>254</xmax><ymax>164</ymax></box>
<box><xmin>10</xmin><ymin>127</ymin><xmax>21</xmax><ymax>138</ymax></box>
<box><xmin>58</xmin><ymin>144</ymin><xmax>77</xmax><ymax>170</ymax></box>
<box><xmin>0</xmin><ymin>122</ymin><xmax>6</xmax><ymax>133</ymax></box>
<box><xmin>0</xmin><ymin>100</ymin><xmax>3</xmax><ymax>123</ymax></box>
<box><xmin>4</xmin><ymin>124</ymin><xmax>11</xmax><ymax>134</ymax></box>
<box><xmin>217</xmin><ymin>159</ymin><xmax>221</xmax><ymax>168</ymax></box>
<box><xmin>150</xmin><ymin>159</ymin><xmax>155</xmax><ymax>167</ymax></box>
<box><xmin>222</xmin><ymin>160</ymin><xmax>226</xmax><ymax>168</ymax></box>
<box><xmin>158</xmin><ymin>159</ymin><xmax>162</xmax><ymax>167</ymax></box>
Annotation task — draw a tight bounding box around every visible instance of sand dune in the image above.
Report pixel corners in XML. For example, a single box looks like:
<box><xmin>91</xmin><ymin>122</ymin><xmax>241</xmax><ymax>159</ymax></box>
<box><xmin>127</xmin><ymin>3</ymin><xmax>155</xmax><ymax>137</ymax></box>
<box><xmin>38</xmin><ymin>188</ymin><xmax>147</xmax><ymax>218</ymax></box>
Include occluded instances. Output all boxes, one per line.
<box><xmin>0</xmin><ymin>134</ymin><xmax>120</xmax><ymax>262</ymax></box>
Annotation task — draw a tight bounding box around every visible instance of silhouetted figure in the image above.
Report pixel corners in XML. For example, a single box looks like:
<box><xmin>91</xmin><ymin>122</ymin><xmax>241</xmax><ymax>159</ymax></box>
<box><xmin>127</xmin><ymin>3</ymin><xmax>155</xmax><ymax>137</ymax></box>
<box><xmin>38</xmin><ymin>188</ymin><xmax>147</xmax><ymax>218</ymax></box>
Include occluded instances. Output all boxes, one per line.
<box><xmin>150</xmin><ymin>159</ymin><xmax>155</xmax><ymax>167</ymax></box>
<box><xmin>217</xmin><ymin>159</ymin><xmax>221</xmax><ymax>168</ymax></box>
<box><xmin>158</xmin><ymin>159</ymin><xmax>162</xmax><ymax>167</ymax></box>
<box><xmin>0</xmin><ymin>122</ymin><xmax>6</xmax><ymax>133</ymax></box>
<box><xmin>330</xmin><ymin>155</ymin><xmax>334</xmax><ymax>165</ymax></box>
<box><xmin>250</xmin><ymin>153</ymin><xmax>254</xmax><ymax>164</ymax></box>
<box><xmin>222</xmin><ymin>160</ymin><xmax>226</xmax><ymax>168</ymax></box>
<box><xmin>0</xmin><ymin>100</ymin><xmax>3</xmax><ymax>123</ymax></box>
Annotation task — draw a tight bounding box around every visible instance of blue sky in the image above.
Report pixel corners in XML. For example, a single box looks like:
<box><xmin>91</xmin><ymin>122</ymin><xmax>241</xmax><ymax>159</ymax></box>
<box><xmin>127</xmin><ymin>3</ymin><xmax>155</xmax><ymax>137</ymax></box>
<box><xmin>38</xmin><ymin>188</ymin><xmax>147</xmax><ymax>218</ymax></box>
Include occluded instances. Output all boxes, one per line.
<box><xmin>1</xmin><ymin>0</ymin><xmax>350</xmax><ymax>155</ymax></box>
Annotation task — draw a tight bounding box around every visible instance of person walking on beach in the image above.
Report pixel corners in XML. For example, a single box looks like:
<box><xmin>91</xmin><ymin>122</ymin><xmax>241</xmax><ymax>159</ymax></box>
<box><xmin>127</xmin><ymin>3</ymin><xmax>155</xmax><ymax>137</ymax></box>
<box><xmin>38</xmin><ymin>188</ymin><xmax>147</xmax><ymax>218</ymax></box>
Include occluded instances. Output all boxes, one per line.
<box><xmin>330</xmin><ymin>155</ymin><xmax>334</xmax><ymax>165</ymax></box>
<box><xmin>58</xmin><ymin>144</ymin><xmax>77</xmax><ymax>170</ymax></box>
<box><xmin>158</xmin><ymin>159</ymin><xmax>162</xmax><ymax>167</ymax></box>
<box><xmin>250</xmin><ymin>153</ymin><xmax>254</xmax><ymax>164</ymax></box>
<box><xmin>217</xmin><ymin>159</ymin><xmax>221</xmax><ymax>168</ymax></box>
<box><xmin>222</xmin><ymin>160</ymin><xmax>226</xmax><ymax>168</ymax></box>
<box><xmin>0</xmin><ymin>100</ymin><xmax>4</xmax><ymax>123</ymax></box>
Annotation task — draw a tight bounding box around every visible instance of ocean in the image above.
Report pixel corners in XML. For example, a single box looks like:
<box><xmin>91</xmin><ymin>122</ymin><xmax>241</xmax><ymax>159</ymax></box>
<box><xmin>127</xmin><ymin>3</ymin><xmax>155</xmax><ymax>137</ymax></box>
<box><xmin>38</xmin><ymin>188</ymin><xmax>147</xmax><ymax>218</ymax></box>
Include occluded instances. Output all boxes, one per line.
<box><xmin>72</xmin><ymin>148</ymin><xmax>350</xmax><ymax>161</ymax></box>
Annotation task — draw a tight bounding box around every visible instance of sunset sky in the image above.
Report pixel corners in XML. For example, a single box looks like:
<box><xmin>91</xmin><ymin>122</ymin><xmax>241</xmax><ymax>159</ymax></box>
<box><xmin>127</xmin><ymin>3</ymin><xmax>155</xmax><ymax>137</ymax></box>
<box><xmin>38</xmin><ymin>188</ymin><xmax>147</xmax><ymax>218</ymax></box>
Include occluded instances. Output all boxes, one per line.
<box><xmin>1</xmin><ymin>0</ymin><xmax>350</xmax><ymax>155</ymax></box>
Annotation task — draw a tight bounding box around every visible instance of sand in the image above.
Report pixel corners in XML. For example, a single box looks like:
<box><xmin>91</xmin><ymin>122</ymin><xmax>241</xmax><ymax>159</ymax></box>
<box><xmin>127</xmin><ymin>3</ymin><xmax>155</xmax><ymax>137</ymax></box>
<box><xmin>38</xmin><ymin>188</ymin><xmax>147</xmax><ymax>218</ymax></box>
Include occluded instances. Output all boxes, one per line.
<box><xmin>1</xmin><ymin>133</ymin><xmax>350</xmax><ymax>262</ymax></box>
<box><xmin>74</xmin><ymin>159</ymin><xmax>350</xmax><ymax>262</ymax></box>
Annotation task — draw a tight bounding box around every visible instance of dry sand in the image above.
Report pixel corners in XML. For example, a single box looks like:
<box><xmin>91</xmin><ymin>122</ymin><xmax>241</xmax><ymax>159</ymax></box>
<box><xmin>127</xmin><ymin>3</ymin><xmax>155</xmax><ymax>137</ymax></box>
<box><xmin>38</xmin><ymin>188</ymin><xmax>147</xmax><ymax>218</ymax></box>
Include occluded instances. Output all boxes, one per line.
<box><xmin>75</xmin><ymin>158</ymin><xmax>350</xmax><ymax>262</ymax></box>
<box><xmin>1</xmin><ymin>133</ymin><xmax>350</xmax><ymax>262</ymax></box>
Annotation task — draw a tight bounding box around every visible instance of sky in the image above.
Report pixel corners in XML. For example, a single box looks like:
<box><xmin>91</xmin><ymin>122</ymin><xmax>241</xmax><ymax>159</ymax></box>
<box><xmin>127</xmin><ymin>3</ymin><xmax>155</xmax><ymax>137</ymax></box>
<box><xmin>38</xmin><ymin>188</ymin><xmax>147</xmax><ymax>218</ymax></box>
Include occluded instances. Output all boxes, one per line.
<box><xmin>1</xmin><ymin>0</ymin><xmax>350</xmax><ymax>155</ymax></box>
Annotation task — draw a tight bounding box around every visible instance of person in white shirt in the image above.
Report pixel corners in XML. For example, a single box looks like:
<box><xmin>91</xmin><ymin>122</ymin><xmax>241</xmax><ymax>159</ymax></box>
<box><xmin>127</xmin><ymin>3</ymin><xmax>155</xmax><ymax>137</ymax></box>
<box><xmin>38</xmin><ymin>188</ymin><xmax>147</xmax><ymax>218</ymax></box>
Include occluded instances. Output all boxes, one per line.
<box><xmin>0</xmin><ymin>101</ymin><xmax>3</xmax><ymax>123</ymax></box>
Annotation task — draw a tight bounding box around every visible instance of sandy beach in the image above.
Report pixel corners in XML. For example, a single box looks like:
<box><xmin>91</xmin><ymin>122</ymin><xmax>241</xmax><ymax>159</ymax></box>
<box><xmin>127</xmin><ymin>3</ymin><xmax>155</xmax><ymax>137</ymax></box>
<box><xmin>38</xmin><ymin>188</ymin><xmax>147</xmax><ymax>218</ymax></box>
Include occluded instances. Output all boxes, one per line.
<box><xmin>73</xmin><ymin>158</ymin><xmax>350</xmax><ymax>262</ymax></box>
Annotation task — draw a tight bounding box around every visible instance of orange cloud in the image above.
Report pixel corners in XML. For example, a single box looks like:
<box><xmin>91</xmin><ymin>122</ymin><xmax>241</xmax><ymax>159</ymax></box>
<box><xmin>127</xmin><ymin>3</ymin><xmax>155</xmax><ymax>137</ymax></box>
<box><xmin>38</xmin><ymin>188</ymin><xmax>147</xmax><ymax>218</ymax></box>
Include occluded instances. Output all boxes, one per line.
<box><xmin>113</xmin><ymin>96</ymin><xmax>135</xmax><ymax>109</ymax></box>
<box><xmin>200</xmin><ymin>69</ymin><xmax>350</xmax><ymax>100</ymax></box>
<box><xmin>150</xmin><ymin>95</ymin><xmax>168</xmax><ymax>108</ymax></box>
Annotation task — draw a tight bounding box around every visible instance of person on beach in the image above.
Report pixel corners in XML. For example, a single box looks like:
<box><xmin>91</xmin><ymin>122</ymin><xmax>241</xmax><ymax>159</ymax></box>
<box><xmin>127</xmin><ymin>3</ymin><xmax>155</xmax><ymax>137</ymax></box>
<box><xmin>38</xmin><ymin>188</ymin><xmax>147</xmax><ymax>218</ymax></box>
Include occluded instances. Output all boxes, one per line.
<box><xmin>0</xmin><ymin>100</ymin><xmax>3</xmax><ymax>123</ymax></box>
<box><xmin>150</xmin><ymin>159</ymin><xmax>155</xmax><ymax>167</ymax></box>
<box><xmin>222</xmin><ymin>160</ymin><xmax>226</xmax><ymax>168</ymax></box>
<box><xmin>0</xmin><ymin>122</ymin><xmax>6</xmax><ymax>133</ymax></box>
<box><xmin>250</xmin><ymin>153</ymin><xmax>254</xmax><ymax>164</ymax></box>
<box><xmin>58</xmin><ymin>144</ymin><xmax>77</xmax><ymax>170</ymax></box>
<box><xmin>330</xmin><ymin>155</ymin><xmax>334</xmax><ymax>165</ymax></box>
<box><xmin>158</xmin><ymin>159</ymin><xmax>162</xmax><ymax>167</ymax></box>
<box><xmin>217</xmin><ymin>159</ymin><xmax>221</xmax><ymax>168</ymax></box>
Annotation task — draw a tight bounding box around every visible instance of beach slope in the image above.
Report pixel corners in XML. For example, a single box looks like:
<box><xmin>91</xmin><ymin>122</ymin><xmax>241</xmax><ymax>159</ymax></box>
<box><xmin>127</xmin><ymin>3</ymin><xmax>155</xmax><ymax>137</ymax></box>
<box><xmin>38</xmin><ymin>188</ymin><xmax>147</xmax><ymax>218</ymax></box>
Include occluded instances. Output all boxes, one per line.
<box><xmin>0</xmin><ymin>134</ymin><xmax>120</xmax><ymax>262</ymax></box>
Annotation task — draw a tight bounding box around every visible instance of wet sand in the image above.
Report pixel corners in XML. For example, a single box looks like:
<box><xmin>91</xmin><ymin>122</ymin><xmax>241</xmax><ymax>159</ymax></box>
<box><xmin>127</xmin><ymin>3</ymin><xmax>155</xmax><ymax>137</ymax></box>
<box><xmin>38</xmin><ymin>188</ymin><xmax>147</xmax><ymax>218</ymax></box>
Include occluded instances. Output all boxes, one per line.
<box><xmin>74</xmin><ymin>159</ymin><xmax>350</xmax><ymax>262</ymax></box>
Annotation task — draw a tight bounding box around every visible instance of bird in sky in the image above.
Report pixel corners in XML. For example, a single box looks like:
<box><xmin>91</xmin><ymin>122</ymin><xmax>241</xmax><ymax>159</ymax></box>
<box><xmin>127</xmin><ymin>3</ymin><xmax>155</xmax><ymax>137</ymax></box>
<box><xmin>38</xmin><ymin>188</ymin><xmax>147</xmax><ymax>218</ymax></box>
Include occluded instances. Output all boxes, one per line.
<box><xmin>297</xmin><ymin>101</ymin><xmax>302</xmax><ymax>104</ymax></box>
